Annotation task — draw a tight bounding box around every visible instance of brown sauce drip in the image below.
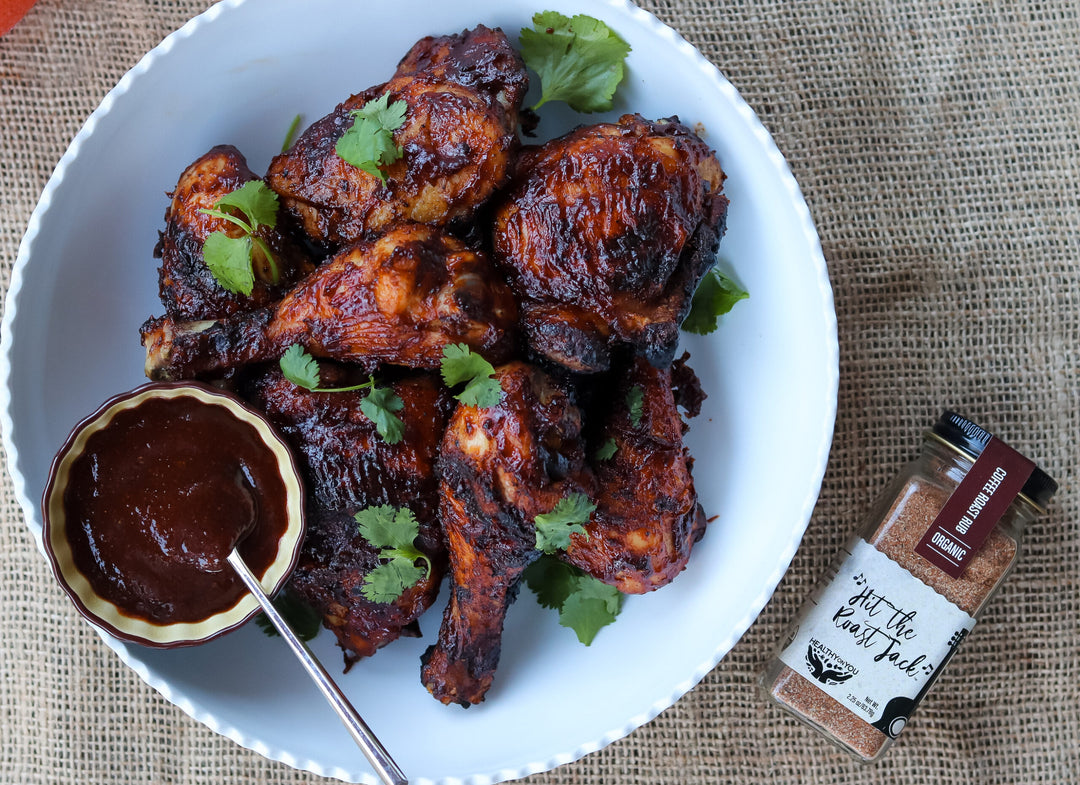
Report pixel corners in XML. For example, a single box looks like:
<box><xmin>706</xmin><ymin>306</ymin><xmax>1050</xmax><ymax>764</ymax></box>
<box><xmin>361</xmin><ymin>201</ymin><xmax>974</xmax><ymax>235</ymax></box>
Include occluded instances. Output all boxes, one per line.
<box><xmin>63</xmin><ymin>396</ymin><xmax>289</xmax><ymax>624</ymax></box>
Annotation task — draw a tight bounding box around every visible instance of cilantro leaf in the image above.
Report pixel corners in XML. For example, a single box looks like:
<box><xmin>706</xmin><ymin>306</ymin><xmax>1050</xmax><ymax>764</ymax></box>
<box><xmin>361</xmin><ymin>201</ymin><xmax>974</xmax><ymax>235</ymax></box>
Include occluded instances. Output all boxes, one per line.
<box><xmin>354</xmin><ymin>504</ymin><xmax>431</xmax><ymax>603</ymax></box>
<box><xmin>335</xmin><ymin>92</ymin><xmax>408</xmax><ymax>184</ymax></box>
<box><xmin>253</xmin><ymin>591</ymin><xmax>322</xmax><ymax>642</ymax></box>
<box><xmin>524</xmin><ymin>555</ymin><xmax>624</xmax><ymax>645</ymax></box>
<box><xmin>199</xmin><ymin>180</ymin><xmax>281</xmax><ymax>292</ymax></box>
<box><xmin>593</xmin><ymin>437</ymin><xmax>618</xmax><ymax>461</ymax></box>
<box><xmin>682</xmin><ymin>267</ymin><xmax>749</xmax><ymax>335</ymax></box>
<box><xmin>202</xmin><ymin>233</ymin><xmax>255</xmax><ymax>296</ymax></box>
<box><xmin>440</xmin><ymin>343</ymin><xmax>503</xmax><ymax>408</ymax></box>
<box><xmin>214</xmin><ymin>180</ymin><xmax>279</xmax><ymax>230</ymax></box>
<box><xmin>439</xmin><ymin>343</ymin><xmax>494</xmax><ymax>386</ymax></box>
<box><xmin>361</xmin><ymin>559</ymin><xmax>426</xmax><ymax>603</ymax></box>
<box><xmin>363</xmin><ymin>91</ymin><xmax>409</xmax><ymax>129</ymax></box>
<box><xmin>278</xmin><ymin>346</ymin><xmax>404</xmax><ymax>443</ymax></box>
<box><xmin>457</xmin><ymin>374</ymin><xmax>503</xmax><ymax>408</ymax></box>
<box><xmin>534</xmin><ymin>492</ymin><xmax>596</xmax><ymax>554</ymax></box>
<box><xmin>355</xmin><ymin>504</ymin><xmax>419</xmax><ymax>551</ymax></box>
<box><xmin>558</xmin><ymin>577</ymin><xmax>623</xmax><ymax>645</ymax></box>
<box><xmin>626</xmin><ymin>385</ymin><xmax>644</xmax><ymax>427</ymax></box>
<box><xmin>524</xmin><ymin>556</ymin><xmax>579</xmax><ymax>610</ymax></box>
<box><xmin>279</xmin><ymin>343</ymin><xmax>322</xmax><ymax>389</ymax></box>
<box><xmin>359</xmin><ymin>386</ymin><xmax>405</xmax><ymax>445</ymax></box>
<box><xmin>519</xmin><ymin>11</ymin><xmax>631</xmax><ymax>113</ymax></box>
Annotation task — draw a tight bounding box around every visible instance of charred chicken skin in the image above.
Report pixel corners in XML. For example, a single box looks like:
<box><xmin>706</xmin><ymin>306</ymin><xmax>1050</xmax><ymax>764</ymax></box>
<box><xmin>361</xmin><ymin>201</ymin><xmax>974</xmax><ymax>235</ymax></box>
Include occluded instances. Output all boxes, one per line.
<box><xmin>246</xmin><ymin>368</ymin><xmax>454</xmax><ymax>665</ymax></box>
<box><xmin>266</xmin><ymin>25</ymin><xmax>528</xmax><ymax>247</ymax></box>
<box><xmin>249</xmin><ymin>367</ymin><xmax>454</xmax><ymax>524</ymax></box>
<box><xmin>564</xmin><ymin>355</ymin><xmax>707</xmax><ymax>593</ymax></box>
<box><xmin>155</xmin><ymin>145</ymin><xmax>315</xmax><ymax>320</ymax></box>
<box><xmin>142</xmin><ymin>223</ymin><xmax>517</xmax><ymax>380</ymax></box>
<box><xmin>492</xmin><ymin>114</ymin><xmax>729</xmax><ymax>372</ymax></box>
<box><xmin>421</xmin><ymin>362</ymin><xmax>594</xmax><ymax>706</ymax></box>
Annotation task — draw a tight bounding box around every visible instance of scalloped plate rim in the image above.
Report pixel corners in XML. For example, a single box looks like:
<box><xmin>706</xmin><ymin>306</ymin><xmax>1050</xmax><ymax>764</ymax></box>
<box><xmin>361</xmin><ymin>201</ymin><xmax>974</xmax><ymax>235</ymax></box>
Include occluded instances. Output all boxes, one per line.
<box><xmin>0</xmin><ymin>0</ymin><xmax>837</xmax><ymax>782</ymax></box>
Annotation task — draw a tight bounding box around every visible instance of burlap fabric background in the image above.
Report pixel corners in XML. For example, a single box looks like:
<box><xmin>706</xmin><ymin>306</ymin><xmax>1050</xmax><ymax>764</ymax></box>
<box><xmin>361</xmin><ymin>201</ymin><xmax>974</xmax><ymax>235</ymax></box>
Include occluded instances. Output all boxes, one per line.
<box><xmin>2</xmin><ymin>0</ymin><xmax>1077</xmax><ymax>783</ymax></box>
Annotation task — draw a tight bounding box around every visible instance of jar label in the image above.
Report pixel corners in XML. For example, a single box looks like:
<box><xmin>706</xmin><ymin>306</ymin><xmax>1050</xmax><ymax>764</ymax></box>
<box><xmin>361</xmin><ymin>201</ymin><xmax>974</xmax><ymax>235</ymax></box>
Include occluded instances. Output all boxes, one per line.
<box><xmin>914</xmin><ymin>436</ymin><xmax>1035</xmax><ymax>578</ymax></box>
<box><xmin>778</xmin><ymin>540</ymin><xmax>975</xmax><ymax>737</ymax></box>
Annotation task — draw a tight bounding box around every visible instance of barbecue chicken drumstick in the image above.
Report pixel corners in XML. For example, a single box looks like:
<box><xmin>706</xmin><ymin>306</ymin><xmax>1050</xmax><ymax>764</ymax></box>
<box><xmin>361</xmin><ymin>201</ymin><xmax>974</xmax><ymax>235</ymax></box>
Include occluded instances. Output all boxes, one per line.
<box><xmin>156</xmin><ymin>145</ymin><xmax>315</xmax><ymax>320</ymax></box>
<box><xmin>563</xmin><ymin>355</ymin><xmax>707</xmax><ymax>593</ymax></box>
<box><xmin>266</xmin><ymin>25</ymin><xmax>528</xmax><ymax>247</ymax></box>
<box><xmin>142</xmin><ymin>224</ymin><xmax>517</xmax><ymax>380</ymax></box>
<box><xmin>492</xmin><ymin>114</ymin><xmax>728</xmax><ymax>373</ymax></box>
<box><xmin>421</xmin><ymin>362</ymin><xmax>595</xmax><ymax>706</ymax></box>
<box><xmin>245</xmin><ymin>368</ymin><xmax>454</xmax><ymax>665</ymax></box>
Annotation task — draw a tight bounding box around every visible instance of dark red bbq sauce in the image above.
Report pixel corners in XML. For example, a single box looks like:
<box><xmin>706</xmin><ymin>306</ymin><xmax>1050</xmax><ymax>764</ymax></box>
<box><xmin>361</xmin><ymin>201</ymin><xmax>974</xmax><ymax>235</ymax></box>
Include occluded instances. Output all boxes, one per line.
<box><xmin>63</xmin><ymin>396</ymin><xmax>290</xmax><ymax>624</ymax></box>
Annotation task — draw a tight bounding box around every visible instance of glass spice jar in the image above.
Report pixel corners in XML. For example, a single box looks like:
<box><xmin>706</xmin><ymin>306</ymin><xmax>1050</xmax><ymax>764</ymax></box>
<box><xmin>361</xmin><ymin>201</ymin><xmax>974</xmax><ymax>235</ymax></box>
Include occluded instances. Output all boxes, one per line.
<box><xmin>760</xmin><ymin>411</ymin><xmax>1057</xmax><ymax>762</ymax></box>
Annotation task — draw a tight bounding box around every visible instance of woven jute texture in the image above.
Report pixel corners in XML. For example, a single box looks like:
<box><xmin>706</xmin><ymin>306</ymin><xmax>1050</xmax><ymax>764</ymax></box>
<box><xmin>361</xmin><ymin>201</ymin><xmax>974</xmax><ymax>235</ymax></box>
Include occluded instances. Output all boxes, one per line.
<box><xmin>2</xmin><ymin>0</ymin><xmax>1077</xmax><ymax>783</ymax></box>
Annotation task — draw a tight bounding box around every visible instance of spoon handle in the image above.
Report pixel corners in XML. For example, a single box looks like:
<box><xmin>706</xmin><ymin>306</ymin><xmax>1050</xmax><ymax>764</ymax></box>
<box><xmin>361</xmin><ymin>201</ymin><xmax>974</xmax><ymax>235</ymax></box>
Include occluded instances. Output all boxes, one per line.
<box><xmin>227</xmin><ymin>550</ymin><xmax>408</xmax><ymax>785</ymax></box>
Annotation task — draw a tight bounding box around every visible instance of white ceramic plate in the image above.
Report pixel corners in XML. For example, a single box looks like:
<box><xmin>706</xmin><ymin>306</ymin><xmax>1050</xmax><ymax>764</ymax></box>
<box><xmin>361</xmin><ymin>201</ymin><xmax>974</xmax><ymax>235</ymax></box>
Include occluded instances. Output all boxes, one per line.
<box><xmin>0</xmin><ymin>0</ymin><xmax>837</xmax><ymax>782</ymax></box>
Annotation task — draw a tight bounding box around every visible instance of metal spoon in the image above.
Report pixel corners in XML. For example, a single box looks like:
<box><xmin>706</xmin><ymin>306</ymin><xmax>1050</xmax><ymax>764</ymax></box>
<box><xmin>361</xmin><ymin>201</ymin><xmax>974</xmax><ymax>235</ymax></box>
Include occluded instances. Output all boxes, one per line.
<box><xmin>227</xmin><ymin>549</ymin><xmax>408</xmax><ymax>785</ymax></box>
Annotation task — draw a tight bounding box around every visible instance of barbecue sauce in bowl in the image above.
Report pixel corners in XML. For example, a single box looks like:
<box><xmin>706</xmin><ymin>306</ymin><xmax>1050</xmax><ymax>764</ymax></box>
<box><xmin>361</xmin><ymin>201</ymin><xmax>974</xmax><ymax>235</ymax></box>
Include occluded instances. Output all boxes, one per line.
<box><xmin>43</xmin><ymin>383</ymin><xmax>305</xmax><ymax>647</ymax></box>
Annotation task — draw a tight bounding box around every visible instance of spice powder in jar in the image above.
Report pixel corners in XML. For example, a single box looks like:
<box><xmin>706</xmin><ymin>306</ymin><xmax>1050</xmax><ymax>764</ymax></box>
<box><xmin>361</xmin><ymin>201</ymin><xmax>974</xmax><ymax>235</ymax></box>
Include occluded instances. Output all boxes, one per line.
<box><xmin>760</xmin><ymin>411</ymin><xmax>1057</xmax><ymax>762</ymax></box>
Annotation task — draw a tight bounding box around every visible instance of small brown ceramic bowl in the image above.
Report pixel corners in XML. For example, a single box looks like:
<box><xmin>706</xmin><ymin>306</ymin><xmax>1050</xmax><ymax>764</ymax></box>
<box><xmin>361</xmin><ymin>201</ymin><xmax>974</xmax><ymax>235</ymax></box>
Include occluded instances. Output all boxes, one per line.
<box><xmin>41</xmin><ymin>382</ymin><xmax>306</xmax><ymax>648</ymax></box>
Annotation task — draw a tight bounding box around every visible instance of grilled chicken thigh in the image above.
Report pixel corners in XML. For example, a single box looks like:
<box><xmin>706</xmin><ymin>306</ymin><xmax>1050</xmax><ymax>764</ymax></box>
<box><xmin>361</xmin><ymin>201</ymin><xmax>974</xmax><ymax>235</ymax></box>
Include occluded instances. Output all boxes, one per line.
<box><xmin>249</xmin><ymin>368</ymin><xmax>453</xmax><ymax>524</ymax></box>
<box><xmin>266</xmin><ymin>25</ymin><xmax>528</xmax><ymax>247</ymax></box>
<box><xmin>142</xmin><ymin>224</ymin><xmax>517</xmax><ymax>380</ymax></box>
<box><xmin>421</xmin><ymin>362</ymin><xmax>594</xmax><ymax>706</ymax></box>
<box><xmin>492</xmin><ymin>114</ymin><xmax>729</xmax><ymax>372</ymax></box>
<box><xmin>155</xmin><ymin>145</ymin><xmax>315</xmax><ymax>320</ymax></box>
<box><xmin>564</xmin><ymin>356</ymin><xmax>707</xmax><ymax>593</ymax></box>
<box><xmin>246</xmin><ymin>368</ymin><xmax>454</xmax><ymax>665</ymax></box>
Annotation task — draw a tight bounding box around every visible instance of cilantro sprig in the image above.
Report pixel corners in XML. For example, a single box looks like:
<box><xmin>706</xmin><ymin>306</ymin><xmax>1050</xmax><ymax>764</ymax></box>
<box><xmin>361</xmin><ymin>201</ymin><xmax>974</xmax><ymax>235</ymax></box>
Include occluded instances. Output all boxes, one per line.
<box><xmin>355</xmin><ymin>505</ymin><xmax>432</xmax><ymax>603</ymax></box>
<box><xmin>440</xmin><ymin>343</ymin><xmax>503</xmax><ymax>408</ymax></box>
<box><xmin>254</xmin><ymin>590</ymin><xmax>322</xmax><ymax>642</ymax></box>
<box><xmin>335</xmin><ymin>92</ymin><xmax>408</xmax><ymax>184</ymax></box>
<box><xmin>519</xmin><ymin>11</ymin><xmax>631</xmax><ymax>113</ymax></box>
<box><xmin>682</xmin><ymin>266</ymin><xmax>749</xmax><ymax>335</ymax></box>
<box><xmin>593</xmin><ymin>437</ymin><xmax>618</xmax><ymax>462</ymax></box>
<box><xmin>534</xmin><ymin>492</ymin><xmax>596</xmax><ymax>554</ymax></box>
<box><xmin>199</xmin><ymin>180</ymin><xmax>281</xmax><ymax>296</ymax></box>
<box><xmin>529</xmin><ymin>492</ymin><xmax>619</xmax><ymax>644</ymax></box>
<box><xmin>279</xmin><ymin>344</ymin><xmax>405</xmax><ymax>444</ymax></box>
<box><xmin>625</xmin><ymin>385</ymin><xmax>644</xmax><ymax>427</ymax></box>
<box><xmin>281</xmin><ymin>113</ymin><xmax>303</xmax><ymax>152</ymax></box>
<box><xmin>524</xmin><ymin>556</ymin><xmax>624</xmax><ymax>645</ymax></box>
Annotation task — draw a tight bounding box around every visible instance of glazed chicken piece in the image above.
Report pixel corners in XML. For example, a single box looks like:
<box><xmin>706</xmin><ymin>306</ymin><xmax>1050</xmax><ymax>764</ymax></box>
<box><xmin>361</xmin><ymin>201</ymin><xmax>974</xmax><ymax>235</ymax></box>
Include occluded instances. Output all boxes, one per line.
<box><xmin>246</xmin><ymin>368</ymin><xmax>455</xmax><ymax>665</ymax></box>
<box><xmin>563</xmin><ymin>355</ymin><xmax>707</xmax><ymax>592</ymax></box>
<box><xmin>249</xmin><ymin>367</ymin><xmax>453</xmax><ymax>522</ymax></box>
<box><xmin>266</xmin><ymin>25</ymin><xmax>528</xmax><ymax>247</ymax></box>
<box><xmin>421</xmin><ymin>362</ymin><xmax>595</xmax><ymax>706</ymax></box>
<box><xmin>155</xmin><ymin>145</ymin><xmax>315</xmax><ymax>320</ymax></box>
<box><xmin>492</xmin><ymin>114</ymin><xmax>729</xmax><ymax>373</ymax></box>
<box><xmin>142</xmin><ymin>224</ymin><xmax>517</xmax><ymax>380</ymax></box>
<box><xmin>288</xmin><ymin>506</ymin><xmax>443</xmax><ymax>667</ymax></box>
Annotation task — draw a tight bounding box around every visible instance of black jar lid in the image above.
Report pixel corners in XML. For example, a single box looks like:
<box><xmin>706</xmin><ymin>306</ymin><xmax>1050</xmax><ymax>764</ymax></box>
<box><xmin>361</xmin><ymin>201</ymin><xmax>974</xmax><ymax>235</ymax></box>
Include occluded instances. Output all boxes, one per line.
<box><xmin>932</xmin><ymin>411</ymin><xmax>1058</xmax><ymax>510</ymax></box>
